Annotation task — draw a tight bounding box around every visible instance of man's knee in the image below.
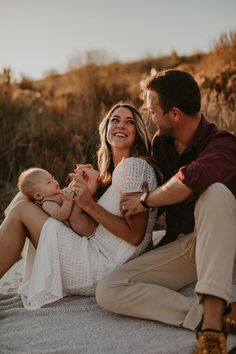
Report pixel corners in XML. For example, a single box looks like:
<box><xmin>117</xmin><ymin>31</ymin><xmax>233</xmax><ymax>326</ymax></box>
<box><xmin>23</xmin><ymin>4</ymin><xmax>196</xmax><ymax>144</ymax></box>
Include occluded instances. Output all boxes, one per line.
<box><xmin>195</xmin><ymin>183</ymin><xmax>235</xmax><ymax>215</ymax></box>
<box><xmin>96</xmin><ymin>274</ymin><xmax>118</xmax><ymax>311</ymax></box>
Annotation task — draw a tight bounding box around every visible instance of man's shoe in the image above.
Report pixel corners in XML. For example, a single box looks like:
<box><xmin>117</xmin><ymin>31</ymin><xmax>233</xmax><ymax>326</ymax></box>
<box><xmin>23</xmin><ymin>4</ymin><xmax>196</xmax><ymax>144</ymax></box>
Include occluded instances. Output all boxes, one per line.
<box><xmin>194</xmin><ymin>330</ymin><xmax>227</xmax><ymax>354</ymax></box>
<box><xmin>224</xmin><ymin>302</ymin><xmax>236</xmax><ymax>334</ymax></box>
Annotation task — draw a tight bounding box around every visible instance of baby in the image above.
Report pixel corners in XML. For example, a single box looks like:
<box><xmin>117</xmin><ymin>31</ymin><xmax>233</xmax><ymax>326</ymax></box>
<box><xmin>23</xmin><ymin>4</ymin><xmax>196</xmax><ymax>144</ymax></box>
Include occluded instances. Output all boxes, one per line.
<box><xmin>17</xmin><ymin>166</ymin><xmax>99</xmax><ymax>238</ymax></box>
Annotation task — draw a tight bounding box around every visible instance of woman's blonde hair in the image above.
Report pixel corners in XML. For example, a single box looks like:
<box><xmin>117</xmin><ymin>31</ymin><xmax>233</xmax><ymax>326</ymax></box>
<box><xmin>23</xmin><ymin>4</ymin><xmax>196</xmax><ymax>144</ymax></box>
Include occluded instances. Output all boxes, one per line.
<box><xmin>97</xmin><ymin>102</ymin><xmax>152</xmax><ymax>185</ymax></box>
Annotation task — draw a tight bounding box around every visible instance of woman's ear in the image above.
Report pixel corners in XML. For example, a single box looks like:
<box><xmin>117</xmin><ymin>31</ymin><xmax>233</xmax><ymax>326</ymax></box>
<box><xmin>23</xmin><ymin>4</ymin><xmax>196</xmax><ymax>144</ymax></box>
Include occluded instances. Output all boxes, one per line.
<box><xmin>34</xmin><ymin>192</ymin><xmax>43</xmax><ymax>201</ymax></box>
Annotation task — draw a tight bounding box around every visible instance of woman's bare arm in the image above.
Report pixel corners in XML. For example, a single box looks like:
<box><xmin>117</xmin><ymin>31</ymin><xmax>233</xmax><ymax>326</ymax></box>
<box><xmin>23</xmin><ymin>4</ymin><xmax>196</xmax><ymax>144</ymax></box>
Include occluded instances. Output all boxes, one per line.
<box><xmin>72</xmin><ymin>176</ymin><xmax>148</xmax><ymax>246</ymax></box>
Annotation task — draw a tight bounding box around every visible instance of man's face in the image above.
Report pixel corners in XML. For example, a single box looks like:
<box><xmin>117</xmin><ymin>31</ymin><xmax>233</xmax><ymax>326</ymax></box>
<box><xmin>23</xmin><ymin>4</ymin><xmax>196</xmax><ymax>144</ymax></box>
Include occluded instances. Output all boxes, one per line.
<box><xmin>146</xmin><ymin>90</ymin><xmax>173</xmax><ymax>137</ymax></box>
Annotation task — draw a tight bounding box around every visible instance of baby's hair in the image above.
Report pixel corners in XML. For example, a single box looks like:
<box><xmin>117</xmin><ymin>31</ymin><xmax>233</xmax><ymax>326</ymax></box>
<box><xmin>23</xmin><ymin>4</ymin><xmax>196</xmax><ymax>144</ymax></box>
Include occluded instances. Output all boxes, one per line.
<box><xmin>17</xmin><ymin>167</ymin><xmax>46</xmax><ymax>200</ymax></box>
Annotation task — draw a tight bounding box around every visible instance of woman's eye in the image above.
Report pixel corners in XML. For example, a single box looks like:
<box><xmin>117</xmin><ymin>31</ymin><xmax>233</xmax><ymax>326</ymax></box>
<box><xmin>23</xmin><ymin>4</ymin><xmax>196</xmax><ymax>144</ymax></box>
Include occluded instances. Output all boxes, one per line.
<box><xmin>111</xmin><ymin>118</ymin><xmax>119</xmax><ymax>123</ymax></box>
<box><xmin>127</xmin><ymin>120</ymin><xmax>135</xmax><ymax>125</ymax></box>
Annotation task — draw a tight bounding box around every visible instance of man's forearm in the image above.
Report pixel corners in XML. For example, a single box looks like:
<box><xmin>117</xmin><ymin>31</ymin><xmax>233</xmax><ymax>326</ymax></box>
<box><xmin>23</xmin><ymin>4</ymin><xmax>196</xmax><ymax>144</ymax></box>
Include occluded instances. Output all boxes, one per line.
<box><xmin>146</xmin><ymin>175</ymin><xmax>193</xmax><ymax>207</ymax></box>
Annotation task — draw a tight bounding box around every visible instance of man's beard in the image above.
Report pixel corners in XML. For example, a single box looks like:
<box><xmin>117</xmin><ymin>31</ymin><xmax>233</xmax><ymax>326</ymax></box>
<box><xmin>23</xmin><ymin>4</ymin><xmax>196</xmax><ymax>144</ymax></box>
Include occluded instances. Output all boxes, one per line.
<box><xmin>158</xmin><ymin>126</ymin><xmax>174</xmax><ymax>138</ymax></box>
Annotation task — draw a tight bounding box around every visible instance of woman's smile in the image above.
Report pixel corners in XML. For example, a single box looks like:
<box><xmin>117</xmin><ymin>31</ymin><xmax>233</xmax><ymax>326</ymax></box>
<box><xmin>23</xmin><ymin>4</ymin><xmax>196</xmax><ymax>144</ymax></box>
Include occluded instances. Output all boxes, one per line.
<box><xmin>107</xmin><ymin>107</ymin><xmax>137</xmax><ymax>152</ymax></box>
<box><xmin>113</xmin><ymin>132</ymin><xmax>128</xmax><ymax>138</ymax></box>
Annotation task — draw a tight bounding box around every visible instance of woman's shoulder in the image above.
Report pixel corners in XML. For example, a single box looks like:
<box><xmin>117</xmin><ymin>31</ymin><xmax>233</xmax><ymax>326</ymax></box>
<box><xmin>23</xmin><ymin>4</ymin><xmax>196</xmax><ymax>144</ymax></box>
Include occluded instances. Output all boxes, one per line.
<box><xmin>115</xmin><ymin>157</ymin><xmax>156</xmax><ymax>179</ymax></box>
<box><xmin>116</xmin><ymin>157</ymin><xmax>153</xmax><ymax>170</ymax></box>
<box><xmin>112</xmin><ymin>157</ymin><xmax>157</xmax><ymax>192</ymax></box>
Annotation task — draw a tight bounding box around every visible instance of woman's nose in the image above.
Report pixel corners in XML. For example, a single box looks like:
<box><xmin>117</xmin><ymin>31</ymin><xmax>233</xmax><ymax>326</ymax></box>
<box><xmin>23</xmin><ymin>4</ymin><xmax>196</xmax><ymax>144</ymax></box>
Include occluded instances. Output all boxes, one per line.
<box><xmin>117</xmin><ymin>120</ymin><xmax>125</xmax><ymax>128</ymax></box>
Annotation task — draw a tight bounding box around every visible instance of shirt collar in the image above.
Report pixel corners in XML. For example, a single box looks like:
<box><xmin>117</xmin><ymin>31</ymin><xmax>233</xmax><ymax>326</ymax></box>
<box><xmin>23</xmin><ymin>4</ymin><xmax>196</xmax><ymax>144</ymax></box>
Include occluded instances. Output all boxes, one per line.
<box><xmin>187</xmin><ymin>113</ymin><xmax>209</xmax><ymax>150</ymax></box>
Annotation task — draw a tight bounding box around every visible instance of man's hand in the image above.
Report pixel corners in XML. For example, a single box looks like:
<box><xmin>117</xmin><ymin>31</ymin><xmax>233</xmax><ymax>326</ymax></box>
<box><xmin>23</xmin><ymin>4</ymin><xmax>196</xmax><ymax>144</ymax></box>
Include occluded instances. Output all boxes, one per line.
<box><xmin>120</xmin><ymin>182</ymin><xmax>149</xmax><ymax>217</ymax></box>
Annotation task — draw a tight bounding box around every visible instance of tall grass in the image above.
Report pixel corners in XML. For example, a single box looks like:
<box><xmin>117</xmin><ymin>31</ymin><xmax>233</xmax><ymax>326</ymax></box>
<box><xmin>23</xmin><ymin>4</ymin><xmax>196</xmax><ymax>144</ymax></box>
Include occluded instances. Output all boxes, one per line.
<box><xmin>0</xmin><ymin>32</ymin><xmax>236</xmax><ymax>221</ymax></box>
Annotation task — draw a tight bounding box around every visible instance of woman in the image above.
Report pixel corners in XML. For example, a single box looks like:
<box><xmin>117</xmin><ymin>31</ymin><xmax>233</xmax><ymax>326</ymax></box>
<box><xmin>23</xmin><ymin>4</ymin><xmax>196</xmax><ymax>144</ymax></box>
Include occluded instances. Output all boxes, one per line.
<box><xmin>0</xmin><ymin>103</ymin><xmax>159</xmax><ymax>309</ymax></box>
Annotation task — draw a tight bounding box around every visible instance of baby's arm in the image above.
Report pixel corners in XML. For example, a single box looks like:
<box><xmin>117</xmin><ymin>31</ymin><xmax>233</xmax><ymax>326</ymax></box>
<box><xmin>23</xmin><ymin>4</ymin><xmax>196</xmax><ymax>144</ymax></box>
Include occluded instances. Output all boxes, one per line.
<box><xmin>42</xmin><ymin>191</ymin><xmax>73</xmax><ymax>221</ymax></box>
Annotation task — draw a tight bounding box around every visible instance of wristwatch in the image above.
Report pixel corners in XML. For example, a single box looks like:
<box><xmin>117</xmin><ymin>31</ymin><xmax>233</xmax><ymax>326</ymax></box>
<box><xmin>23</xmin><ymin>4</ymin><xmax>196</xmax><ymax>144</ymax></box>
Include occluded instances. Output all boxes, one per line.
<box><xmin>140</xmin><ymin>191</ymin><xmax>150</xmax><ymax>209</ymax></box>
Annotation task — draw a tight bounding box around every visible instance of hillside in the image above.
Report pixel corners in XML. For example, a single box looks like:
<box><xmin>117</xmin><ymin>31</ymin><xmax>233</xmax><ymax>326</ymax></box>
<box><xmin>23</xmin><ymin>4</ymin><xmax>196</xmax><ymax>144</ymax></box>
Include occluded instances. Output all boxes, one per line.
<box><xmin>0</xmin><ymin>31</ymin><xmax>235</xmax><ymax>220</ymax></box>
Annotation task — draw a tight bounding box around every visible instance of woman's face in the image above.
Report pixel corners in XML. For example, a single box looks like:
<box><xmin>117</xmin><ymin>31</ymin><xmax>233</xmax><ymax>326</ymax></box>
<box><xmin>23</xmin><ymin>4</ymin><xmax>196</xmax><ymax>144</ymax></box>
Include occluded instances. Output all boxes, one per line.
<box><xmin>106</xmin><ymin>107</ymin><xmax>137</xmax><ymax>154</ymax></box>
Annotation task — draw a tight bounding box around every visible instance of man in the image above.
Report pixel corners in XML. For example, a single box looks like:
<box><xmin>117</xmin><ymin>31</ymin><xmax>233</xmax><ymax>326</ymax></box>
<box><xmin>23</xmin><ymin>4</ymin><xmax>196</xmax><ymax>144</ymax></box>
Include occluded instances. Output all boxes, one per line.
<box><xmin>96</xmin><ymin>70</ymin><xmax>236</xmax><ymax>353</ymax></box>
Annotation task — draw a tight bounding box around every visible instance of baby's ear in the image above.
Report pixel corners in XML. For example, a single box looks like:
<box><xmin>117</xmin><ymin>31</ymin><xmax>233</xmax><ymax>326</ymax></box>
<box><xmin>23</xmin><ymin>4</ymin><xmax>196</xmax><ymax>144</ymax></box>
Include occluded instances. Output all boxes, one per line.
<box><xmin>34</xmin><ymin>192</ymin><xmax>43</xmax><ymax>201</ymax></box>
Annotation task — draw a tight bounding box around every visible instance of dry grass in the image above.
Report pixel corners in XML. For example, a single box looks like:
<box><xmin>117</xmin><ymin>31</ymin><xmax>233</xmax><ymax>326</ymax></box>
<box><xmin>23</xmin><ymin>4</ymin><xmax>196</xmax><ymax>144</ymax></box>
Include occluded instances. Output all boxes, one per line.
<box><xmin>0</xmin><ymin>31</ymin><xmax>235</xmax><ymax>221</ymax></box>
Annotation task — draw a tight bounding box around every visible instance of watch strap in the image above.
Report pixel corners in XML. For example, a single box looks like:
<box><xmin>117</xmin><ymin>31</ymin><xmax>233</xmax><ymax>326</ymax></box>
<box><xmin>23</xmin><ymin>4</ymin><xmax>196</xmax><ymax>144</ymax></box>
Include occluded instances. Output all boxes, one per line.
<box><xmin>140</xmin><ymin>191</ymin><xmax>150</xmax><ymax>209</ymax></box>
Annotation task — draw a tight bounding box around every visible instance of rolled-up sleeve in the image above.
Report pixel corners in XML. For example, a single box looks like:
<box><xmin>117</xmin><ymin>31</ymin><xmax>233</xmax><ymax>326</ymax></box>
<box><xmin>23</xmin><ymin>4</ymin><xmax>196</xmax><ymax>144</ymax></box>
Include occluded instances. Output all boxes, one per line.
<box><xmin>176</xmin><ymin>136</ymin><xmax>236</xmax><ymax>194</ymax></box>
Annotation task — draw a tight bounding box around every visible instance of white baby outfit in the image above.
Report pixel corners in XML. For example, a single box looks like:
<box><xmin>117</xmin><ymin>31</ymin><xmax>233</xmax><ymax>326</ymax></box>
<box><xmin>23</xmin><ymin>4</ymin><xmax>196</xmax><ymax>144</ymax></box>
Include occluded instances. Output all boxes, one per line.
<box><xmin>18</xmin><ymin>157</ymin><xmax>158</xmax><ymax>309</ymax></box>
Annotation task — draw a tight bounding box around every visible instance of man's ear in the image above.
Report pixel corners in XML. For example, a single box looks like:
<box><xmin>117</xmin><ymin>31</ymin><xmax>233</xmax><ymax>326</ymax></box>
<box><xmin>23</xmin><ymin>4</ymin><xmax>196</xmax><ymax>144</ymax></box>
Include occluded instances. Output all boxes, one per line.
<box><xmin>170</xmin><ymin>107</ymin><xmax>182</xmax><ymax>122</ymax></box>
<box><xmin>34</xmin><ymin>192</ymin><xmax>43</xmax><ymax>201</ymax></box>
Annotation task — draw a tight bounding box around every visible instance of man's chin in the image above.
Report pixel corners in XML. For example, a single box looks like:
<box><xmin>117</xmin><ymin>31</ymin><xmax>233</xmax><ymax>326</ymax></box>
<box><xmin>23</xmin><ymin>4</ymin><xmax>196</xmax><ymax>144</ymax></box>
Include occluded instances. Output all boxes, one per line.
<box><xmin>158</xmin><ymin>129</ymin><xmax>172</xmax><ymax>138</ymax></box>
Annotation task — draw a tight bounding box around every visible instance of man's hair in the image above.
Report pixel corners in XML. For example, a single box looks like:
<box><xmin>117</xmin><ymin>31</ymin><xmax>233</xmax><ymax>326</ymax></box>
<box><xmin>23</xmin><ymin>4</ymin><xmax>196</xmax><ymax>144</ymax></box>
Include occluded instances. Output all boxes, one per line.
<box><xmin>17</xmin><ymin>167</ymin><xmax>46</xmax><ymax>200</ymax></box>
<box><xmin>143</xmin><ymin>69</ymin><xmax>201</xmax><ymax>115</ymax></box>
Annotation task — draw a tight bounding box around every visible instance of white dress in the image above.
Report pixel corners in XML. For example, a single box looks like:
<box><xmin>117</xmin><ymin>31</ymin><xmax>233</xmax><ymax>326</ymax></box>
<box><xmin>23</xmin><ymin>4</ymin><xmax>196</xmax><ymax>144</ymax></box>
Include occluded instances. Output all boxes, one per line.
<box><xmin>17</xmin><ymin>157</ymin><xmax>158</xmax><ymax>309</ymax></box>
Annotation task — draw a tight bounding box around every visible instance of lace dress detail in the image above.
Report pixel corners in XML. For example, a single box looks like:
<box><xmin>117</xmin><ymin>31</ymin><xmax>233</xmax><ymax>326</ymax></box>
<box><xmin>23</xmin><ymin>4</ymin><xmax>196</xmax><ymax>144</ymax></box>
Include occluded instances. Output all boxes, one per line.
<box><xmin>18</xmin><ymin>157</ymin><xmax>158</xmax><ymax>309</ymax></box>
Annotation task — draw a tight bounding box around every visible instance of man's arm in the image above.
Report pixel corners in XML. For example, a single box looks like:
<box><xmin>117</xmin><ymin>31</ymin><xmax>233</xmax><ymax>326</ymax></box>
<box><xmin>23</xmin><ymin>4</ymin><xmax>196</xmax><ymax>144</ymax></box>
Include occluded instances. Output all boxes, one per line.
<box><xmin>121</xmin><ymin>175</ymin><xmax>193</xmax><ymax>217</ymax></box>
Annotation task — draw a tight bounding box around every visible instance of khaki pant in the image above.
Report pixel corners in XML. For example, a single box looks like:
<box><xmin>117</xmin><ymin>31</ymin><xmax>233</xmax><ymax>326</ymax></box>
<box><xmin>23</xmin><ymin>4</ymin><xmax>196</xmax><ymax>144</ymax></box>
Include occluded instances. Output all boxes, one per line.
<box><xmin>96</xmin><ymin>183</ymin><xmax>236</xmax><ymax>331</ymax></box>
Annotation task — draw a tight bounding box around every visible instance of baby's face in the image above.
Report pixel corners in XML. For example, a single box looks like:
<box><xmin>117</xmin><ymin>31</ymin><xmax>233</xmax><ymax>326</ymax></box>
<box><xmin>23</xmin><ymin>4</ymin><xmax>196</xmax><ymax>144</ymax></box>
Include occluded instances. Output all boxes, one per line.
<box><xmin>35</xmin><ymin>171</ymin><xmax>61</xmax><ymax>199</ymax></box>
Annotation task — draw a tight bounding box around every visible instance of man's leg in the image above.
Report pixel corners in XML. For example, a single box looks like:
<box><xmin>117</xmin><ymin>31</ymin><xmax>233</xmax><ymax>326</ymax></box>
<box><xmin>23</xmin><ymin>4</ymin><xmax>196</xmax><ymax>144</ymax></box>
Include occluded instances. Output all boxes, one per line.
<box><xmin>97</xmin><ymin>182</ymin><xmax>236</xmax><ymax>333</ymax></box>
<box><xmin>194</xmin><ymin>183</ymin><xmax>236</xmax><ymax>331</ymax></box>
<box><xmin>96</xmin><ymin>232</ymin><xmax>202</xmax><ymax>329</ymax></box>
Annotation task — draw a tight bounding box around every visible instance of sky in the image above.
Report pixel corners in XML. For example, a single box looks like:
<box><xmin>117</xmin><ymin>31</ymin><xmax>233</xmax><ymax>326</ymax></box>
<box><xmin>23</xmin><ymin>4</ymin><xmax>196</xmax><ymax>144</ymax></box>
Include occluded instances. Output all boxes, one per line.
<box><xmin>0</xmin><ymin>0</ymin><xmax>235</xmax><ymax>80</ymax></box>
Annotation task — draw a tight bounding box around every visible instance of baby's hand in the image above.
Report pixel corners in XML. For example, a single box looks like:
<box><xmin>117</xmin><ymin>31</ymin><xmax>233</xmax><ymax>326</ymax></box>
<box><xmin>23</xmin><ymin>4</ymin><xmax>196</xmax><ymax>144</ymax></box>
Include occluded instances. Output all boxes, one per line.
<box><xmin>63</xmin><ymin>187</ymin><xmax>74</xmax><ymax>201</ymax></box>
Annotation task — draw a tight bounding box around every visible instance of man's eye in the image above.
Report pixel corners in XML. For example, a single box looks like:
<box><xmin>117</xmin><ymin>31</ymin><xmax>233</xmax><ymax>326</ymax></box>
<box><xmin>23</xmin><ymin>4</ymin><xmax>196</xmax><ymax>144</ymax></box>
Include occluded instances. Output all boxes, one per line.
<box><xmin>149</xmin><ymin>110</ymin><xmax>155</xmax><ymax>116</ymax></box>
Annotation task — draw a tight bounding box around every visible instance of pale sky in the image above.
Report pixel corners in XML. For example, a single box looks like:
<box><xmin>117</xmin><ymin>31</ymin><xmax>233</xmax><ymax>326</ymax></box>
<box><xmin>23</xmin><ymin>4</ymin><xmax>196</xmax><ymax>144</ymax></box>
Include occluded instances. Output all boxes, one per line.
<box><xmin>1</xmin><ymin>0</ymin><xmax>235</xmax><ymax>80</ymax></box>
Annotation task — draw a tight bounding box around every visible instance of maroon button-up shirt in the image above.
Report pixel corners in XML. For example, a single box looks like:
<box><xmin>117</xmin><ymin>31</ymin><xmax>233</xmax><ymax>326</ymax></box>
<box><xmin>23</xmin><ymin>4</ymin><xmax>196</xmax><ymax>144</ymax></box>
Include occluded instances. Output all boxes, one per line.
<box><xmin>152</xmin><ymin>115</ymin><xmax>236</xmax><ymax>246</ymax></box>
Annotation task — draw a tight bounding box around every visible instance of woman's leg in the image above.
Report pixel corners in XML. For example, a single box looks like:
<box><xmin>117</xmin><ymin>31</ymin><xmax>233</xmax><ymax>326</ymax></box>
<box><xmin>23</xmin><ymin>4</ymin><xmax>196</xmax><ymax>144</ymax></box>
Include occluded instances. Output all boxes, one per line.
<box><xmin>0</xmin><ymin>200</ymin><xmax>49</xmax><ymax>277</ymax></box>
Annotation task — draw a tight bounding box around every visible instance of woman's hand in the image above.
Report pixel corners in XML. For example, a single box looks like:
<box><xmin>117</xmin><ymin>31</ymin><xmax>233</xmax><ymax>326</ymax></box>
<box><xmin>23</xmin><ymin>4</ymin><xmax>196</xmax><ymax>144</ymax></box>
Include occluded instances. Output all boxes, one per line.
<box><xmin>70</xmin><ymin>175</ymin><xmax>95</xmax><ymax>208</ymax></box>
<box><xmin>74</xmin><ymin>163</ymin><xmax>93</xmax><ymax>176</ymax></box>
<box><xmin>71</xmin><ymin>164</ymin><xmax>100</xmax><ymax>196</ymax></box>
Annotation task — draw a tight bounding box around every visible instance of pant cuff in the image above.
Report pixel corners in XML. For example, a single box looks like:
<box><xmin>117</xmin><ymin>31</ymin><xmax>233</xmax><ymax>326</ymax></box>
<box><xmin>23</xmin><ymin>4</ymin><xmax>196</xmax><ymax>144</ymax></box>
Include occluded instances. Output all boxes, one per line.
<box><xmin>183</xmin><ymin>297</ymin><xmax>203</xmax><ymax>331</ymax></box>
<box><xmin>195</xmin><ymin>281</ymin><xmax>231</xmax><ymax>304</ymax></box>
